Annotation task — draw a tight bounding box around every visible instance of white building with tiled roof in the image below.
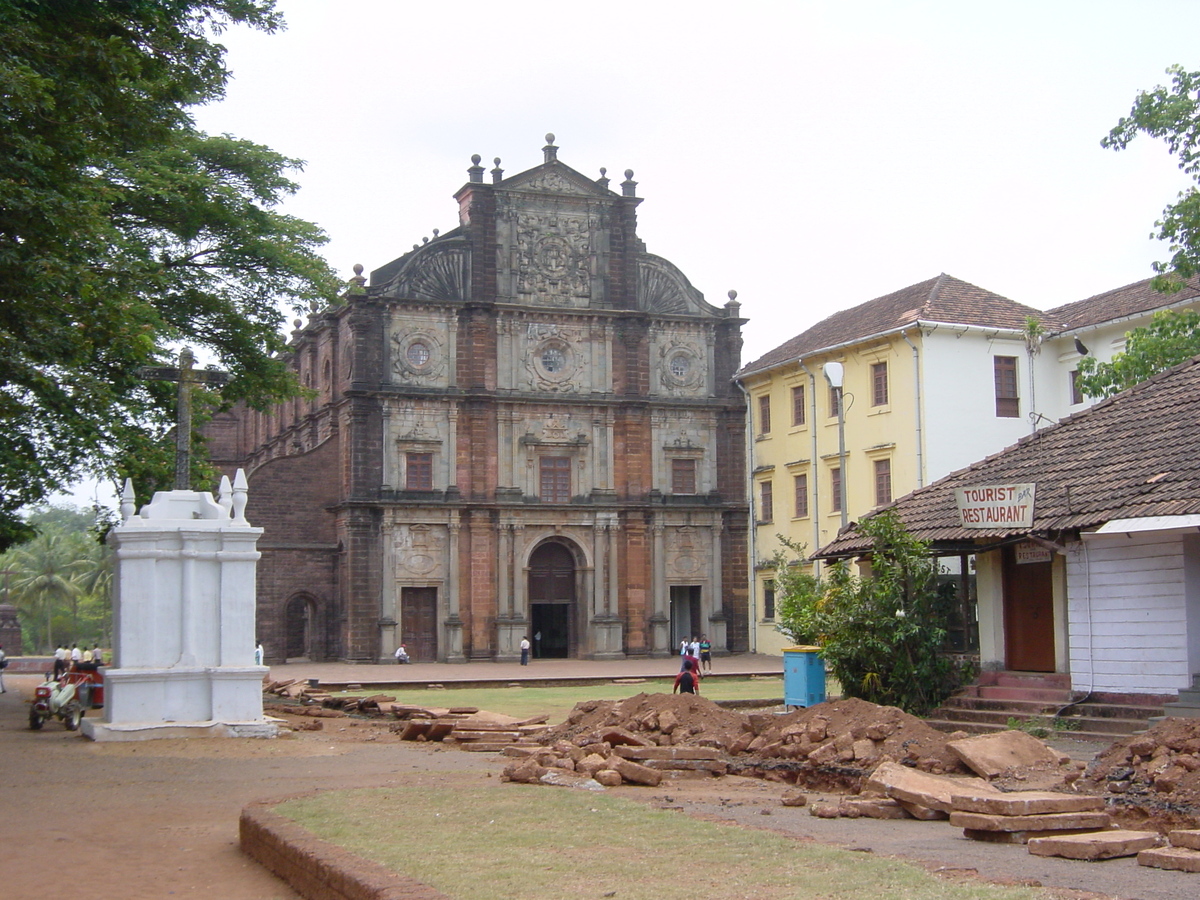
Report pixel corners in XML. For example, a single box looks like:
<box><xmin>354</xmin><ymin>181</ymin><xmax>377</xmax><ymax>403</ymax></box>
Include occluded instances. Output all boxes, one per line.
<box><xmin>737</xmin><ymin>273</ymin><xmax>1200</xmax><ymax>657</ymax></box>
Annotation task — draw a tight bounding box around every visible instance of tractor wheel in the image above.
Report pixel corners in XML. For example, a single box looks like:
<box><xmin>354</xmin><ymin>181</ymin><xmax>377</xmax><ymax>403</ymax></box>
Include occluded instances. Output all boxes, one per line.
<box><xmin>64</xmin><ymin>701</ymin><xmax>82</xmax><ymax>731</ymax></box>
<box><xmin>29</xmin><ymin>708</ymin><xmax>45</xmax><ymax>730</ymax></box>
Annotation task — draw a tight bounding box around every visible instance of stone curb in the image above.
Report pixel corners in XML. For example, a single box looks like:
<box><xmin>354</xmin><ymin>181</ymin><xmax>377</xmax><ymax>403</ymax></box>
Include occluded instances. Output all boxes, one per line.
<box><xmin>240</xmin><ymin>800</ymin><xmax>450</xmax><ymax>900</ymax></box>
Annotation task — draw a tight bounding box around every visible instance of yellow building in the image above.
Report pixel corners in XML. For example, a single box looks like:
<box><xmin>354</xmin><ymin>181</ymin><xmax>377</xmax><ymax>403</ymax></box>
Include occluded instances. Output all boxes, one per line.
<box><xmin>735</xmin><ymin>275</ymin><xmax>1042</xmax><ymax>655</ymax></box>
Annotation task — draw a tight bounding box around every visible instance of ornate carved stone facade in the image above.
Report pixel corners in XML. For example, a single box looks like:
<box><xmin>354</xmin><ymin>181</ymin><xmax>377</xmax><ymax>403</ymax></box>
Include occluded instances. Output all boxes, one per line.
<box><xmin>207</xmin><ymin>137</ymin><xmax>748</xmax><ymax>663</ymax></box>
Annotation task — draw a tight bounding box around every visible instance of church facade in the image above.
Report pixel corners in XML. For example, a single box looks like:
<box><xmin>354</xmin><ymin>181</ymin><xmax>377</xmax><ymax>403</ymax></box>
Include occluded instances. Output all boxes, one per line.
<box><xmin>207</xmin><ymin>137</ymin><xmax>748</xmax><ymax>663</ymax></box>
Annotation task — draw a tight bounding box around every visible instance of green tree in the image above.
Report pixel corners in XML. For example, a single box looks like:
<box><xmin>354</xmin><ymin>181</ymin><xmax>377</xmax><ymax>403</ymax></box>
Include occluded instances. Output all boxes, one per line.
<box><xmin>1076</xmin><ymin>308</ymin><xmax>1200</xmax><ymax>398</ymax></box>
<box><xmin>0</xmin><ymin>0</ymin><xmax>340</xmax><ymax>549</ymax></box>
<box><xmin>773</xmin><ymin>511</ymin><xmax>964</xmax><ymax>715</ymax></box>
<box><xmin>1104</xmin><ymin>65</ymin><xmax>1200</xmax><ymax>291</ymax></box>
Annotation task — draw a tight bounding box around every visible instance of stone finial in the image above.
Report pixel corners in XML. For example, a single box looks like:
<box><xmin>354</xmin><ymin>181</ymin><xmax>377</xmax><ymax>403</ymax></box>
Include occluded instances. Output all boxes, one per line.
<box><xmin>433</xmin><ymin>228</ymin><xmax>440</xmax><ymax>238</ymax></box>
<box><xmin>121</xmin><ymin>478</ymin><xmax>136</xmax><ymax>522</ymax></box>
<box><xmin>217</xmin><ymin>475</ymin><xmax>233</xmax><ymax>517</ymax></box>
<box><xmin>621</xmin><ymin>168</ymin><xmax>637</xmax><ymax>197</ymax></box>
<box><xmin>597</xmin><ymin>167</ymin><xmax>610</xmax><ymax>189</ymax></box>
<box><xmin>468</xmin><ymin>153</ymin><xmax>484</xmax><ymax>183</ymax></box>
<box><xmin>543</xmin><ymin>133</ymin><xmax>558</xmax><ymax>163</ymax></box>
<box><xmin>293</xmin><ymin>319</ymin><xmax>302</xmax><ymax>330</ymax></box>
<box><xmin>725</xmin><ymin>289</ymin><xmax>741</xmax><ymax>316</ymax></box>
<box><xmin>491</xmin><ymin>157</ymin><xmax>504</xmax><ymax>183</ymax></box>
<box><xmin>231</xmin><ymin>468</ymin><xmax>249</xmax><ymax>523</ymax></box>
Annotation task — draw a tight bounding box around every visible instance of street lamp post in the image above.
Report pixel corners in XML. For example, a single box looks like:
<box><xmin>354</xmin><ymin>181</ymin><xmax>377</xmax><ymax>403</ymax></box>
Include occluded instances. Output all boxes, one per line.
<box><xmin>823</xmin><ymin>362</ymin><xmax>848</xmax><ymax>531</ymax></box>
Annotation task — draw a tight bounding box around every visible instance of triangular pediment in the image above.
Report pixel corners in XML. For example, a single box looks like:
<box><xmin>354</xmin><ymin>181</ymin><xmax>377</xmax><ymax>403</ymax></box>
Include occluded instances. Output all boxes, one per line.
<box><xmin>501</xmin><ymin>162</ymin><xmax>614</xmax><ymax>199</ymax></box>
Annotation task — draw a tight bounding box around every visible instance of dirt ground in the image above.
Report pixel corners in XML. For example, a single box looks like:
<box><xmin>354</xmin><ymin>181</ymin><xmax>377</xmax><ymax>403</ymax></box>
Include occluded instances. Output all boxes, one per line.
<box><xmin>2</xmin><ymin>678</ymin><xmax>1198</xmax><ymax>900</ymax></box>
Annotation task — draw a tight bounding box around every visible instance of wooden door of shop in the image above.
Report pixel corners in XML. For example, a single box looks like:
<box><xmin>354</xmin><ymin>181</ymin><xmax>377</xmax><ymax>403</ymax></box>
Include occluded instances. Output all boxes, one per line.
<box><xmin>400</xmin><ymin>587</ymin><xmax>438</xmax><ymax>662</ymax></box>
<box><xmin>1002</xmin><ymin>546</ymin><xmax>1055</xmax><ymax>672</ymax></box>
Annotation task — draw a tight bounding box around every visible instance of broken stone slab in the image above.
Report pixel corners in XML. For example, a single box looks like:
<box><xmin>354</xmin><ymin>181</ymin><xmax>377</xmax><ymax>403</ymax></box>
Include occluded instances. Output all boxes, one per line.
<box><xmin>1170</xmin><ymin>829</ymin><xmax>1200</xmax><ymax>851</ymax></box>
<box><xmin>599</xmin><ymin>727</ymin><xmax>655</xmax><ymax>747</ymax></box>
<box><xmin>841</xmin><ymin>798</ymin><xmax>910</xmax><ymax>819</ymax></box>
<box><xmin>502</xmin><ymin>745</ymin><xmax>540</xmax><ymax>759</ymax></box>
<box><xmin>865</xmin><ymin>761</ymin><xmax>998</xmax><ymax>812</ymax></box>
<box><xmin>1139</xmin><ymin>846</ymin><xmax>1200</xmax><ymax>872</ymax></box>
<box><xmin>947</xmin><ymin>730</ymin><xmax>1063</xmax><ymax>779</ymax></box>
<box><xmin>458</xmin><ymin>742</ymin><xmax>510</xmax><ymax>753</ymax></box>
<box><xmin>613</xmin><ymin>746</ymin><xmax>722</xmax><ymax>761</ymax></box>
<box><xmin>639</xmin><ymin>758</ymin><xmax>727</xmax><ymax>774</ymax></box>
<box><xmin>964</xmin><ymin>828</ymin><xmax>1103</xmax><ymax>845</ymax></box>
<box><xmin>950</xmin><ymin>790</ymin><xmax>1106</xmax><ymax>816</ymax></box>
<box><xmin>949</xmin><ymin>810</ymin><xmax>1111</xmax><ymax>833</ymax></box>
<box><xmin>609</xmin><ymin>756</ymin><xmax>663</xmax><ymax>786</ymax></box>
<box><xmin>539</xmin><ymin>771</ymin><xmax>606</xmax><ymax>791</ymax></box>
<box><xmin>896</xmin><ymin>799</ymin><xmax>949</xmax><ymax>820</ymax></box>
<box><xmin>1028</xmin><ymin>830</ymin><xmax>1160</xmax><ymax>860</ymax></box>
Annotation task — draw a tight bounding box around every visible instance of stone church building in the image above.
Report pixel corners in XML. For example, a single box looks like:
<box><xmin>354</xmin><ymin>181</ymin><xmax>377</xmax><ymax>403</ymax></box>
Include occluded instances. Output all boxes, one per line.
<box><xmin>208</xmin><ymin>137</ymin><xmax>749</xmax><ymax>663</ymax></box>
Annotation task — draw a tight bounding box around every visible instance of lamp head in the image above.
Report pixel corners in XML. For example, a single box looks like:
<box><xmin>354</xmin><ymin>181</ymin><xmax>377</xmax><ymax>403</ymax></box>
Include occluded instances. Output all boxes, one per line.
<box><xmin>822</xmin><ymin>361</ymin><xmax>844</xmax><ymax>388</ymax></box>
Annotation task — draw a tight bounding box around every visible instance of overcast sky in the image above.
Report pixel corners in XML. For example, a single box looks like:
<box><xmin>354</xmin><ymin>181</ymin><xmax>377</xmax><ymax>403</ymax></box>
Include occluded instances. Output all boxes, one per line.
<box><xmin>62</xmin><ymin>0</ymin><xmax>1200</xmax><ymax>506</ymax></box>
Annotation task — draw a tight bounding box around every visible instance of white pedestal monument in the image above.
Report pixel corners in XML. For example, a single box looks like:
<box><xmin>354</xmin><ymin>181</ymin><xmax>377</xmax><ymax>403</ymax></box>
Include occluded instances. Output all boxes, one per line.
<box><xmin>83</xmin><ymin>471</ymin><xmax>277</xmax><ymax>741</ymax></box>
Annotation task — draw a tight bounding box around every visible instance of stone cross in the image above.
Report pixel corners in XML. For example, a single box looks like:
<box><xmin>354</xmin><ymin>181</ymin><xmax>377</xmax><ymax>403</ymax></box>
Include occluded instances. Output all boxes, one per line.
<box><xmin>136</xmin><ymin>348</ymin><xmax>230</xmax><ymax>490</ymax></box>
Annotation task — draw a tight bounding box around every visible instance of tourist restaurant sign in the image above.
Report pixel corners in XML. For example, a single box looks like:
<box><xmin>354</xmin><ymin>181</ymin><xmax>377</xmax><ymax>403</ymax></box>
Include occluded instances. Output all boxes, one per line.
<box><xmin>954</xmin><ymin>484</ymin><xmax>1035</xmax><ymax>529</ymax></box>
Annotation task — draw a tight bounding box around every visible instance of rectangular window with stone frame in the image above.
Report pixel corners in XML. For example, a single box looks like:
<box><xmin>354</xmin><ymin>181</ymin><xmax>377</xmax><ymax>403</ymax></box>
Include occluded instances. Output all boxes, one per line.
<box><xmin>758</xmin><ymin>394</ymin><xmax>772</xmax><ymax>435</ymax></box>
<box><xmin>405</xmin><ymin>452</ymin><xmax>433</xmax><ymax>490</ymax></box>
<box><xmin>791</xmin><ymin>384</ymin><xmax>805</xmax><ymax>427</ymax></box>
<box><xmin>759</xmin><ymin>480</ymin><xmax>773</xmax><ymax>523</ymax></box>
<box><xmin>763</xmin><ymin>579</ymin><xmax>776</xmax><ymax>621</ymax></box>
<box><xmin>793</xmin><ymin>472</ymin><xmax>808</xmax><ymax>518</ymax></box>
<box><xmin>539</xmin><ymin>456</ymin><xmax>572</xmax><ymax>503</ymax></box>
<box><xmin>830</xmin><ymin>467</ymin><xmax>842</xmax><ymax>513</ymax></box>
<box><xmin>874</xmin><ymin>458</ymin><xmax>892</xmax><ymax>507</ymax></box>
<box><xmin>671</xmin><ymin>458</ymin><xmax>697</xmax><ymax>494</ymax></box>
<box><xmin>871</xmin><ymin>361</ymin><xmax>888</xmax><ymax>407</ymax></box>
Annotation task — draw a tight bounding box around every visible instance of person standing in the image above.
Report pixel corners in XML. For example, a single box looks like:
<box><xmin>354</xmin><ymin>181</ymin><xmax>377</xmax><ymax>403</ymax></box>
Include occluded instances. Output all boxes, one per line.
<box><xmin>254</xmin><ymin>642</ymin><xmax>264</xmax><ymax>666</ymax></box>
<box><xmin>699</xmin><ymin>634</ymin><xmax>712</xmax><ymax>672</ymax></box>
<box><xmin>70</xmin><ymin>643</ymin><xmax>82</xmax><ymax>666</ymax></box>
<box><xmin>0</xmin><ymin>644</ymin><xmax>7</xmax><ymax>693</ymax></box>
<box><xmin>679</xmin><ymin>638</ymin><xmax>690</xmax><ymax>671</ymax></box>
<box><xmin>53</xmin><ymin>644</ymin><xmax>67</xmax><ymax>679</ymax></box>
<box><xmin>92</xmin><ymin>645</ymin><xmax>104</xmax><ymax>666</ymax></box>
<box><xmin>520</xmin><ymin>635</ymin><xmax>530</xmax><ymax>666</ymax></box>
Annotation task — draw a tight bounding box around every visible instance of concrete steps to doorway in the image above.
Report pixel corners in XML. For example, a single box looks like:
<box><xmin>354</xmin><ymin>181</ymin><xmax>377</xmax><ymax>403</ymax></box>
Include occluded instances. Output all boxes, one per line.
<box><xmin>925</xmin><ymin>671</ymin><xmax>1168</xmax><ymax>744</ymax></box>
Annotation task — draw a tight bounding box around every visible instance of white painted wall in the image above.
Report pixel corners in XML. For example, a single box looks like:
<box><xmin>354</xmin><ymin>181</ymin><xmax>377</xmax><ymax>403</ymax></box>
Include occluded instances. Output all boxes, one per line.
<box><xmin>920</xmin><ymin>331</ymin><xmax>1031</xmax><ymax>482</ymax></box>
<box><xmin>1067</xmin><ymin>533</ymin><xmax>1193</xmax><ymax>695</ymax></box>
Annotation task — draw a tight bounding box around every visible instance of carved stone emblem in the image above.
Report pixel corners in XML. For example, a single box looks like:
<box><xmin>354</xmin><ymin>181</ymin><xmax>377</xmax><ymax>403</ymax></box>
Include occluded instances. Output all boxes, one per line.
<box><xmin>392</xmin><ymin>329</ymin><xmax>446</xmax><ymax>383</ymax></box>
<box><xmin>516</xmin><ymin>212</ymin><xmax>591</xmax><ymax>307</ymax></box>
<box><xmin>395</xmin><ymin>524</ymin><xmax>445</xmax><ymax>578</ymax></box>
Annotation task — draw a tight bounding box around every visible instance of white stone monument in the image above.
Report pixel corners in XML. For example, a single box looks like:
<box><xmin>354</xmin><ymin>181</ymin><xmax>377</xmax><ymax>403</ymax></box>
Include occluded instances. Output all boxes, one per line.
<box><xmin>83</xmin><ymin>471</ymin><xmax>277</xmax><ymax>740</ymax></box>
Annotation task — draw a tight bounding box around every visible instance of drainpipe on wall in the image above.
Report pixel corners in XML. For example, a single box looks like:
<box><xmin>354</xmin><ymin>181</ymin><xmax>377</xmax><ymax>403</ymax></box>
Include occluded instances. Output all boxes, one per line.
<box><xmin>900</xmin><ymin>330</ymin><xmax>924</xmax><ymax>488</ymax></box>
<box><xmin>736</xmin><ymin>379</ymin><xmax>757</xmax><ymax>652</ymax></box>
<box><xmin>798</xmin><ymin>361</ymin><xmax>821</xmax><ymax>571</ymax></box>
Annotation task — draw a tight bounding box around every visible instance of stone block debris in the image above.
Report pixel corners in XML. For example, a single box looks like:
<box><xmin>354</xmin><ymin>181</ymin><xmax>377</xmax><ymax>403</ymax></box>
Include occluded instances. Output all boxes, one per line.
<box><xmin>1028</xmin><ymin>830</ymin><xmax>1160</xmax><ymax>860</ymax></box>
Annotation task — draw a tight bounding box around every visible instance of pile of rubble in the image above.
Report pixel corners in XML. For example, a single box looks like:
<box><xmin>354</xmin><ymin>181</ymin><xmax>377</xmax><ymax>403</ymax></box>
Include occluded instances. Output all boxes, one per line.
<box><xmin>262</xmin><ymin>678</ymin><xmax>551</xmax><ymax>745</ymax></box>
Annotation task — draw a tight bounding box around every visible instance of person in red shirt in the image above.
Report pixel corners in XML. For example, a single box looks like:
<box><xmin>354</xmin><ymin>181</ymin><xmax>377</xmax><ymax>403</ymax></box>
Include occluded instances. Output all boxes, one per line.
<box><xmin>673</xmin><ymin>658</ymin><xmax>700</xmax><ymax>695</ymax></box>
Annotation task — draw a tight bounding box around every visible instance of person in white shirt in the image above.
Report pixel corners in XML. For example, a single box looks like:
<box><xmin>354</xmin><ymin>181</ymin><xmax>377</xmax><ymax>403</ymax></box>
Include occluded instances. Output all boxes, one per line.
<box><xmin>394</xmin><ymin>644</ymin><xmax>410</xmax><ymax>664</ymax></box>
<box><xmin>70</xmin><ymin>644</ymin><xmax>82</xmax><ymax>664</ymax></box>
<box><xmin>0</xmin><ymin>644</ymin><xmax>7</xmax><ymax>693</ymax></box>
<box><xmin>53</xmin><ymin>645</ymin><xmax>67</xmax><ymax>679</ymax></box>
<box><xmin>519</xmin><ymin>636</ymin><xmax>530</xmax><ymax>666</ymax></box>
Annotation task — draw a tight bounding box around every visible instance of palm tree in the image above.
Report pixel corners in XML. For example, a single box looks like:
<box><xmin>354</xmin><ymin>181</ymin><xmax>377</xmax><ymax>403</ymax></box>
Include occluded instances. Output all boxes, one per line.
<box><xmin>3</xmin><ymin>530</ymin><xmax>87</xmax><ymax>652</ymax></box>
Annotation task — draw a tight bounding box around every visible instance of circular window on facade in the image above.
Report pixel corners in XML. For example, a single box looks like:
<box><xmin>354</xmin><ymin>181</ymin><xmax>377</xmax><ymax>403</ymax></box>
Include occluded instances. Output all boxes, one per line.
<box><xmin>541</xmin><ymin>346</ymin><xmax>566</xmax><ymax>373</ymax></box>
<box><xmin>669</xmin><ymin>353</ymin><xmax>691</xmax><ymax>379</ymax></box>
<box><xmin>406</xmin><ymin>341</ymin><xmax>431</xmax><ymax>368</ymax></box>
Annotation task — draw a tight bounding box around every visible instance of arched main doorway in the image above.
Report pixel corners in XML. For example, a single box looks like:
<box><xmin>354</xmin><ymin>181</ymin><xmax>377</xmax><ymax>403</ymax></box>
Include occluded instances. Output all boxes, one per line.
<box><xmin>284</xmin><ymin>594</ymin><xmax>315</xmax><ymax>661</ymax></box>
<box><xmin>528</xmin><ymin>541</ymin><xmax>576</xmax><ymax>659</ymax></box>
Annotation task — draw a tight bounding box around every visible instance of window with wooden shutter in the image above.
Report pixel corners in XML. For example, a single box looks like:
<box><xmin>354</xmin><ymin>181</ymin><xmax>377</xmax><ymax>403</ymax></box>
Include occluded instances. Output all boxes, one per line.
<box><xmin>874</xmin><ymin>458</ymin><xmax>892</xmax><ymax>507</ymax></box>
<box><xmin>539</xmin><ymin>456</ymin><xmax>571</xmax><ymax>503</ymax></box>
<box><xmin>793</xmin><ymin>473</ymin><xmax>808</xmax><ymax>518</ymax></box>
<box><xmin>994</xmin><ymin>356</ymin><xmax>1019</xmax><ymax>417</ymax></box>
<box><xmin>760</xmin><ymin>480</ymin><xmax>773</xmax><ymax>522</ymax></box>
<box><xmin>791</xmin><ymin>384</ymin><xmax>805</xmax><ymax>426</ymax></box>
<box><xmin>671</xmin><ymin>458</ymin><xmax>697</xmax><ymax>494</ymax></box>
<box><xmin>758</xmin><ymin>394</ymin><xmax>772</xmax><ymax>434</ymax></box>
<box><xmin>405</xmin><ymin>452</ymin><xmax>433</xmax><ymax>490</ymax></box>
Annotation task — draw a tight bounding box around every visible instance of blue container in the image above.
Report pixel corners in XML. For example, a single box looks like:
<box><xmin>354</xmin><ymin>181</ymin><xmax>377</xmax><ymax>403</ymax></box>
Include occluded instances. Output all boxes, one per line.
<box><xmin>782</xmin><ymin>645</ymin><xmax>826</xmax><ymax>708</ymax></box>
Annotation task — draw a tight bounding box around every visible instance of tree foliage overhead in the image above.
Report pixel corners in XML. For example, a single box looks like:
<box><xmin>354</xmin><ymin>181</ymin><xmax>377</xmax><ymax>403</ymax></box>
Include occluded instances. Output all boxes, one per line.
<box><xmin>1076</xmin><ymin>308</ymin><xmax>1200</xmax><ymax>399</ymax></box>
<box><xmin>773</xmin><ymin>511</ymin><xmax>967</xmax><ymax>716</ymax></box>
<box><xmin>1104</xmin><ymin>65</ymin><xmax>1200</xmax><ymax>291</ymax></box>
<box><xmin>0</xmin><ymin>0</ymin><xmax>341</xmax><ymax>549</ymax></box>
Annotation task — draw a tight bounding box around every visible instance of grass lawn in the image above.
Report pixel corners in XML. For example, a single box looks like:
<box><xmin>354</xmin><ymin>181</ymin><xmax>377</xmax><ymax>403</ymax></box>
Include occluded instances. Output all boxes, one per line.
<box><xmin>341</xmin><ymin>676</ymin><xmax>785</xmax><ymax>724</ymax></box>
<box><xmin>277</xmin><ymin>784</ymin><xmax>1051</xmax><ymax>900</ymax></box>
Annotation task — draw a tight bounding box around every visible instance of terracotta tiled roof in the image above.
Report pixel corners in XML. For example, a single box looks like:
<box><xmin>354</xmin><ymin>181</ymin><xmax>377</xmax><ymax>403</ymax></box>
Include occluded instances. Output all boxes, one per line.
<box><xmin>816</xmin><ymin>354</ymin><xmax>1200</xmax><ymax>557</ymax></box>
<box><xmin>1045</xmin><ymin>276</ymin><xmax>1200</xmax><ymax>331</ymax></box>
<box><xmin>738</xmin><ymin>274</ymin><xmax>1043</xmax><ymax>378</ymax></box>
